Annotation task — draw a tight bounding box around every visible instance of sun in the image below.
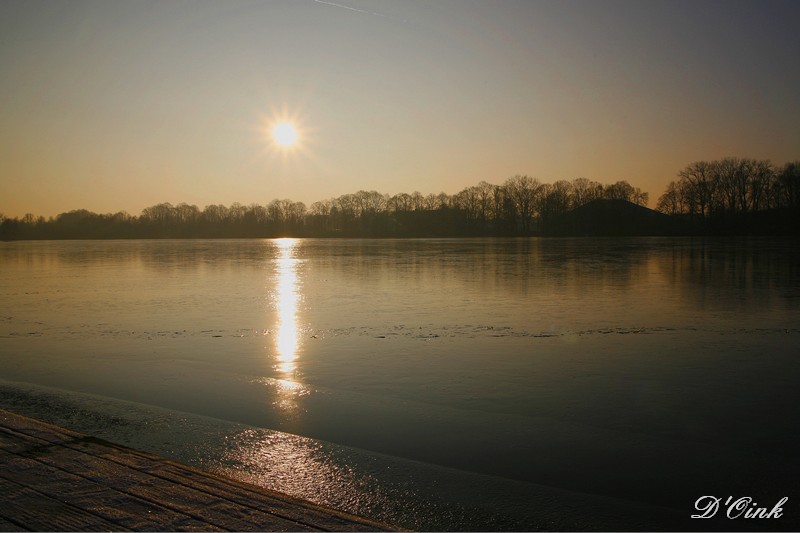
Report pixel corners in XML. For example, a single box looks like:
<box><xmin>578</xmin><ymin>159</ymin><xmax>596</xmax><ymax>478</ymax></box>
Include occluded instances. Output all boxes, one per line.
<box><xmin>258</xmin><ymin>106</ymin><xmax>313</xmax><ymax>159</ymax></box>
<box><xmin>271</xmin><ymin>122</ymin><xmax>298</xmax><ymax>147</ymax></box>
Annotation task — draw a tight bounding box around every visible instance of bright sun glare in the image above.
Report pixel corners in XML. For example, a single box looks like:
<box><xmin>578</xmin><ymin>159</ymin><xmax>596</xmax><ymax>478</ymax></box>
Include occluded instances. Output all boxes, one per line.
<box><xmin>271</xmin><ymin>122</ymin><xmax>298</xmax><ymax>147</ymax></box>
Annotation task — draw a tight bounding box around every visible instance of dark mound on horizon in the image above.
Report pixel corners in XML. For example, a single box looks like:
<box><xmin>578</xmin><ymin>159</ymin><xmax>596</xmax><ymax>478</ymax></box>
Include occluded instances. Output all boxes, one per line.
<box><xmin>548</xmin><ymin>199</ymin><xmax>674</xmax><ymax>236</ymax></box>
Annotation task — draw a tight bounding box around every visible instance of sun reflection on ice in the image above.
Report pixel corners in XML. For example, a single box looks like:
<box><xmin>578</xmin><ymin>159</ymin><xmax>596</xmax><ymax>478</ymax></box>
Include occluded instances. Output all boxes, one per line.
<box><xmin>275</xmin><ymin>238</ymin><xmax>300</xmax><ymax>373</ymax></box>
<box><xmin>215</xmin><ymin>428</ymin><xmax>391</xmax><ymax>520</ymax></box>
<box><xmin>272</xmin><ymin>238</ymin><xmax>308</xmax><ymax>412</ymax></box>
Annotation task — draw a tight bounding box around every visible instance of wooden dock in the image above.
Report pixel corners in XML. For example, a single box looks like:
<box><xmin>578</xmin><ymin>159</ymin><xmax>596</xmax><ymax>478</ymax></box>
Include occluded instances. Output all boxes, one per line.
<box><xmin>0</xmin><ymin>409</ymin><xmax>397</xmax><ymax>531</ymax></box>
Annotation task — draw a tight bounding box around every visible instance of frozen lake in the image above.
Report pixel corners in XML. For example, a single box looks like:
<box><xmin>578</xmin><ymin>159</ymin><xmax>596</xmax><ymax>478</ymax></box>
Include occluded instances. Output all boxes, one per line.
<box><xmin>1</xmin><ymin>237</ymin><xmax>799</xmax><ymax>530</ymax></box>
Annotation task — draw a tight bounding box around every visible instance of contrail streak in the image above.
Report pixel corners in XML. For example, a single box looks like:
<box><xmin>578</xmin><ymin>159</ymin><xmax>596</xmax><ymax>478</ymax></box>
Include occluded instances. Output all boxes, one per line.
<box><xmin>312</xmin><ymin>0</ymin><xmax>394</xmax><ymax>19</ymax></box>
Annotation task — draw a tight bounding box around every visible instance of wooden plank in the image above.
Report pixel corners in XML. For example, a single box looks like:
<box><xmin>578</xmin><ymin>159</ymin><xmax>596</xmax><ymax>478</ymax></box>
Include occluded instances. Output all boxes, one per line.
<box><xmin>0</xmin><ymin>425</ymin><xmax>330</xmax><ymax>531</ymax></box>
<box><xmin>138</xmin><ymin>462</ymin><xmax>384</xmax><ymax>531</ymax></box>
<box><xmin>0</xmin><ymin>447</ymin><xmax>221</xmax><ymax>531</ymax></box>
<box><xmin>88</xmin><ymin>442</ymin><xmax>385</xmax><ymax>532</ymax></box>
<box><xmin>0</xmin><ymin>516</ymin><xmax>28</xmax><ymax>532</ymax></box>
<box><xmin>0</xmin><ymin>430</ymin><xmax>318</xmax><ymax>531</ymax></box>
<box><xmin>0</xmin><ymin>409</ymin><xmax>399</xmax><ymax>531</ymax></box>
<box><xmin>0</xmin><ymin>477</ymin><xmax>126</xmax><ymax>532</ymax></box>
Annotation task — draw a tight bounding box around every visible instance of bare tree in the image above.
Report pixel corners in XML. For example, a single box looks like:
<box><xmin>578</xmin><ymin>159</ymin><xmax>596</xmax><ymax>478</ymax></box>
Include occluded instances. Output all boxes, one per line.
<box><xmin>410</xmin><ymin>191</ymin><xmax>425</xmax><ymax>211</ymax></box>
<box><xmin>632</xmin><ymin>188</ymin><xmax>649</xmax><ymax>207</ymax></box>
<box><xmin>746</xmin><ymin>159</ymin><xmax>775</xmax><ymax>212</ymax></box>
<box><xmin>141</xmin><ymin>203</ymin><xmax>176</xmax><ymax>225</ymax></box>
<box><xmin>202</xmin><ymin>204</ymin><xmax>228</xmax><ymax>224</ymax></box>
<box><xmin>677</xmin><ymin>161</ymin><xmax>716</xmax><ymax>217</ymax></box>
<box><xmin>455</xmin><ymin>186</ymin><xmax>481</xmax><ymax>221</ymax></box>
<box><xmin>389</xmin><ymin>193</ymin><xmax>413</xmax><ymax>212</ymax></box>
<box><xmin>475</xmin><ymin>181</ymin><xmax>497</xmax><ymax>222</ymax></box>
<box><xmin>252</xmin><ymin>203</ymin><xmax>270</xmax><ymax>223</ymax></box>
<box><xmin>778</xmin><ymin>161</ymin><xmax>800</xmax><ymax>209</ymax></box>
<box><xmin>422</xmin><ymin>193</ymin><xmax>439</xmax><ymax>210</ymax></box>
<box><xmin>355</xmin><ymin>190</ymin><xmax>387</xmax><ymax>214</ymax></box>
<box><xmin>604</xmin><ymin>181</ymin><xmax>636</xmax><ymax>202</ymax></box>
<box><xmin>310</xmin><ymin>199</ymin><xmax>332</xmax><ymax>217</ymax></box>
<box><xmin>175</xmin><ymin>203</ymin><xmax>200</xmax><ymax>224</ymax></box>
<box><xmin>657</xmin><ymin>181</ymin><xmax>682</xmax><ymax>215</ymax></box>
<box><xmin>539</xmin><ymin>180</ymin><xmax>572</xmax><ymax>223</ymax></box>
<box><xmin>504</xmin><ymin>175</ymin><xmax>542</xmax><ymax>233</ymax></box>
<box><xmin>571</xmin><ymin>178</ymin><xmax>592</xmax><ymax>208</ymax></box>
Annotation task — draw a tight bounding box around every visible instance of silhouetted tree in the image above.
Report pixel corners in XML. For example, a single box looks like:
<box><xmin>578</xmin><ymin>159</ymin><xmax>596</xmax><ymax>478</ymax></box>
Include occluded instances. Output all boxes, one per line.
<box><xmin>504</xmin><ymin>175</ymin><xmax>542</xmax><ymax>233</ymax></box>
<box><xmin>389</xmin><ymin>192</ymin><xmax>413</xmax><ymax>213</ymax></box>
<box><xmin>656</xmin><ymin>157</ymin><xmax>798</xmax><ymax>234</ymax></box>
<box><xmin>778</xmin><ymin>161</ymin><xmax>800</xmax><ymax>209</ymax></box>
<box><xmin>571</xmin><ymin>178</ymin><xmax>592</xmax><ymax>208</ymax></box>
<box><xmin>38</xmin><ymin>164</ymin><xmax>800</xmax><ymax>239</ymax></box>
<box><xmin>657</xmin><ymin>181</ymin><xmax>684</xmax><ymax>216</ymax></box>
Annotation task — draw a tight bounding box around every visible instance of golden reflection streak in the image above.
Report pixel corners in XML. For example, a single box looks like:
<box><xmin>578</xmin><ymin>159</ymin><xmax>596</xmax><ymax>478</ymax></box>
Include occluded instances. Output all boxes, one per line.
<box><xmin>272</xmin><ymin>238</ymin><xmax>308</xmax><ymax>413</ymax></box>
<box><xmin>276</xmin><ymin>238</ymin><xmax>299</xmax><ymax>373</ymax></box>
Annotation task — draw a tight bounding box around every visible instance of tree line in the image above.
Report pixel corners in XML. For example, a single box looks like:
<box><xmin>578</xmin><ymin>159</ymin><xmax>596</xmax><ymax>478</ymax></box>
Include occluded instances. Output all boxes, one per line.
<box><xmin>2</xmin><ymin>158</ymin><xmax>797</xmax><ymax>240</ymax></box>
<box><xmin>0</xmin><ymin>176</ymin><xmax>648</xmax><ymax>239</ymax></box>
<box><xmin>656</xmin><ymin>158</ymin><xmax>799</xmax><ymax>233</ymax></box>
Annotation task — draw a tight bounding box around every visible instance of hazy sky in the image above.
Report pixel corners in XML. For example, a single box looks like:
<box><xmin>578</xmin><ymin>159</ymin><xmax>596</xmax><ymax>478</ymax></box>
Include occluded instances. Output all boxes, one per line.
<box><xmin>1</xmin><ymin>0</ymin><xmax>798</xmax><ymax>218</ymax></box>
